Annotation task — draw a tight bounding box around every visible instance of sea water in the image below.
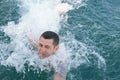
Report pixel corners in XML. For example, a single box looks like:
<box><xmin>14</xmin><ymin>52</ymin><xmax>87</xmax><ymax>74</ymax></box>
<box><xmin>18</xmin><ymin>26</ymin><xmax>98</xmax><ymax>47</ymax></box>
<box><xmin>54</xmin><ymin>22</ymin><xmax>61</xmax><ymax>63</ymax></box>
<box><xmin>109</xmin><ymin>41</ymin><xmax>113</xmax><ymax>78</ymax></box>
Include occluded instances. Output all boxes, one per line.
<box><xmin>0</xmin><ymin>0</ymin><xmax>120</xmax><ymax>80</ymax></box>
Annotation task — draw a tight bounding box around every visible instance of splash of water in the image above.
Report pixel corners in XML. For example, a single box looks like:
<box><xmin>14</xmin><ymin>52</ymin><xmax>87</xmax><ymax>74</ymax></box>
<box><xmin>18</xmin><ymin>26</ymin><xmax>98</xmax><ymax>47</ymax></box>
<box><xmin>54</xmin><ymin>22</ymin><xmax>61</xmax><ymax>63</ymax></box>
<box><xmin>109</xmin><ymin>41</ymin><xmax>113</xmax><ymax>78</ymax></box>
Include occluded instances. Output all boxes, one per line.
<box><xmin>0</xmin><ymin>0</ymin><xmax>106</xmax><ymax>77</ymax></box>
<box><xmin>1</xmin><ymin>0</ymin><xmax>73</xmax><ymax>72</ymax></box>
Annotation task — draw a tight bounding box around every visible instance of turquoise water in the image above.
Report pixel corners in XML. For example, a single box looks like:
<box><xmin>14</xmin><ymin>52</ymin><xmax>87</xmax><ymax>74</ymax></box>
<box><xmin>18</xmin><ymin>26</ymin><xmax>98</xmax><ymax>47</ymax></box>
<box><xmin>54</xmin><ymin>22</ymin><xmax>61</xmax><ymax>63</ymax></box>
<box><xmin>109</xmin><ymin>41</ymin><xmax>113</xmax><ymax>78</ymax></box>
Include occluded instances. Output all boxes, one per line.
<box><xmin>0</xmin><ymin>0</ymin><xmax>120</xmax><ymax>80</ymax></box>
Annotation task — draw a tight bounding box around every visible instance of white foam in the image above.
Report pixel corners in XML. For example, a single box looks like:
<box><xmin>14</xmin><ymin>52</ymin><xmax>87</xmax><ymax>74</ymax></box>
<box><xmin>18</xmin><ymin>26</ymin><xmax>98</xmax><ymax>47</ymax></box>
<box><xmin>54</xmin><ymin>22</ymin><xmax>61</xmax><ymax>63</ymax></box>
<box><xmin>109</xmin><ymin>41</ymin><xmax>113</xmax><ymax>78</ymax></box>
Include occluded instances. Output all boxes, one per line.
<box><xmin>1</xmin><ymin>0</ymin><xmax>74</xmax><ymax>72</ymax></box>
<box><xmin>0</xmin><ymin>0</ymin><xmax>106</xmax><ymax>75</ymax></box>
<box><xmin>60</xmin><ymin>30</ymin><xmax>106</xmax><ymax>71</ymax></box>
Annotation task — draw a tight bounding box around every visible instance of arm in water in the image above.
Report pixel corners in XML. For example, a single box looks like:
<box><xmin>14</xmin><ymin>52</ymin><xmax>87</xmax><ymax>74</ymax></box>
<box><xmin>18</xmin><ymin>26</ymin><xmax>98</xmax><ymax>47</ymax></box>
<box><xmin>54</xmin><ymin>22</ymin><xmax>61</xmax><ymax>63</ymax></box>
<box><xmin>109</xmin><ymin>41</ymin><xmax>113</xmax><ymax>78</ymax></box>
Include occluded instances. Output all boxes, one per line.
<box><xmin>27</xmin><ymin>29</ymin><xmax>39</xmax><ymax>48</ymax></box>
<box><xmin>54</xmin><ymin>73</ymin><xmax>66</xmax><ymax>80</ymax></box>
<box><xmin>54</xmin><ymin>62</ymin><xmax>67</xmax><ymax>80</ymax></box>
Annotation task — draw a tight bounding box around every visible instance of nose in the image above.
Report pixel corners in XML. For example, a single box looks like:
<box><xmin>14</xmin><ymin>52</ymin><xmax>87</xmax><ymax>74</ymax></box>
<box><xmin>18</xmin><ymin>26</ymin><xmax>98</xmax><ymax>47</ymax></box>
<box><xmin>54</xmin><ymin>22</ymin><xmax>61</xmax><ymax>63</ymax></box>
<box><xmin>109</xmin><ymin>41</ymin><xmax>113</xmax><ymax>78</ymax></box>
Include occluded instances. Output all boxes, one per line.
<box><xmin>39</xmin><ymin>46</ymin><xmax>45</xmax><ymax>52</ymax></box>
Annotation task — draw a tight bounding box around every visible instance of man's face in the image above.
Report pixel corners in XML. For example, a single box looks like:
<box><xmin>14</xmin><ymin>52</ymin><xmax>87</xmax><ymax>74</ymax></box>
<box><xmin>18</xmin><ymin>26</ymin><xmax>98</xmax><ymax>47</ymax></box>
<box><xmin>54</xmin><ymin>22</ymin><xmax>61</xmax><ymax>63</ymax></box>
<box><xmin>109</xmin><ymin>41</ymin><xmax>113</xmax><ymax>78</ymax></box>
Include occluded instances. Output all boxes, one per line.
<box><xmin>38</xmin><ymin>37</ymin><xmax>59</xmax><ymax>58</ymax></box>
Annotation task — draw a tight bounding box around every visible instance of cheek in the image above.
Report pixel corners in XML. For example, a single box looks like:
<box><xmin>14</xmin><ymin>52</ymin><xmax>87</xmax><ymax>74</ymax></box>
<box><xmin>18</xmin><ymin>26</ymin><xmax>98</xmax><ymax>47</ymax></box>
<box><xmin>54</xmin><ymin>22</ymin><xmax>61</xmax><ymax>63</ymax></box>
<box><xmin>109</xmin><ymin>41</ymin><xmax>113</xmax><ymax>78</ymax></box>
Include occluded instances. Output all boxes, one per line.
<box><xmin>47</xmin><ymin>49</ymin><xmax>52</xmax><ymax>53</ymax></box>
<box><xmin>47</xmin><ymin>49</ymin><xmax>54</xmax><ymax>54</ymax></box>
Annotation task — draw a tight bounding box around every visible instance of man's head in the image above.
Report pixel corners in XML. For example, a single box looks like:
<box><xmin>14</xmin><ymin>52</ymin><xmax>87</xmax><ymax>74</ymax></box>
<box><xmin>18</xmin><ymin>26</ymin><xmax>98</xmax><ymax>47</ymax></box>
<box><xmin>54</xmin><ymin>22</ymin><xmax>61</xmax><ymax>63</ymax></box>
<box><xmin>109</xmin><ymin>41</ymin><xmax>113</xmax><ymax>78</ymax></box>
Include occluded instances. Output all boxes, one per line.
<box><xmin>38</xmin><ymin>31</ymin><xmax>59</xmax><ymax>58</ymax></box>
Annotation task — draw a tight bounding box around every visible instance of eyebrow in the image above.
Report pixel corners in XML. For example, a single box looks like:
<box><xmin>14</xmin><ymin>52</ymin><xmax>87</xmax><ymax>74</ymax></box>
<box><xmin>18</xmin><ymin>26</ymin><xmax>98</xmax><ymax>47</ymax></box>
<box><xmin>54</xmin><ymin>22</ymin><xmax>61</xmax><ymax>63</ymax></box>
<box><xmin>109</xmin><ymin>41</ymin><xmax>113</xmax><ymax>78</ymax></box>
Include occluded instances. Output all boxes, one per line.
<box><xmin>39</xmin><ymin>43</ymin><xmax>50</xmax><ymax>47</ymax></box>
<box><xmin>39</xmin><ymin>43</ymin><xmax>42</xmax><ymax>45</ymax></box>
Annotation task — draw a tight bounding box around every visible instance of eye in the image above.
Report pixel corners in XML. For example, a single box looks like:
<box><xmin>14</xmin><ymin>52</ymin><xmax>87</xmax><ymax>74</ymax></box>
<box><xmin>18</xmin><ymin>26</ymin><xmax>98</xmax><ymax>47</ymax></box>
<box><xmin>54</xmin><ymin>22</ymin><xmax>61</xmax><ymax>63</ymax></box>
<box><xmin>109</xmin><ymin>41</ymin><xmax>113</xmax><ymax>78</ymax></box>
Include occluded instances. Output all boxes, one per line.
<box><xmin>39</xmin><ymin>43</ymin><xmax>43</xmax><ymax>47</ymax></box>
<box><xmin>45</xmin><ymin>45</ymin><xmax>50</xmax><ymax>49</ymax></box>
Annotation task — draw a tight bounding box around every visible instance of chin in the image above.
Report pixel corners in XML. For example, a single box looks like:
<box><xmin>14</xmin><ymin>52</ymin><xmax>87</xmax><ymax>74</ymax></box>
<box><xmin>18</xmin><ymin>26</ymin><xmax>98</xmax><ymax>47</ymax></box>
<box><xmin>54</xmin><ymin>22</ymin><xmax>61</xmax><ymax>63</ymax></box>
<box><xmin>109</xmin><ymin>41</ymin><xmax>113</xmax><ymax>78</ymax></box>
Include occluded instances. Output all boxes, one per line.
<box><xmin>40</xmin><ymin>54</ymin><xmax>48</xmax><ymax>59</ymax></box>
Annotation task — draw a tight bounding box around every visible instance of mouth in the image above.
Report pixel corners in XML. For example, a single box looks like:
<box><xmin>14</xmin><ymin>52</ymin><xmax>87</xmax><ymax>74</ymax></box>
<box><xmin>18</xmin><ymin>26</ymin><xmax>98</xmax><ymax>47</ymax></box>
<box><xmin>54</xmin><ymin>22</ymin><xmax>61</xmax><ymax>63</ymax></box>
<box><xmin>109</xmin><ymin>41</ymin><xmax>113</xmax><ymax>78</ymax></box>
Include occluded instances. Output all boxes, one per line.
<box><xmin>39</xmin><ymin>52</ymin><xmax>47</xmax><ymax>58</ymax></box>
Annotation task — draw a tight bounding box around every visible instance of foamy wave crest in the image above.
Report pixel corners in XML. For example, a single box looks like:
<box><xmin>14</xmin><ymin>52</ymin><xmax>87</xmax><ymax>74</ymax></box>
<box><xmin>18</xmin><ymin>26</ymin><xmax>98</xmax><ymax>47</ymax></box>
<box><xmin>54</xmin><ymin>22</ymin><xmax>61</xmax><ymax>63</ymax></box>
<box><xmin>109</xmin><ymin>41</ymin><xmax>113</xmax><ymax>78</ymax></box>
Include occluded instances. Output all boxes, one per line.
<box><xmin>60</xmin><ymin>29</ymin><xmax>106</xmax><ymax>71</ymax></box>
<box><xmin>0</xmin><ymin>0</ymin><xmax>103</xmax><ymax>76</ymax></box>
<box><xmin>65</xmin><ymin>0</ymin><xmax>87</xmax><ymax>9</ymax></box>
<box><xmin>0</xmin><ymin>0</ymin><xmax>74</xmax><ymax>72</ymax></box>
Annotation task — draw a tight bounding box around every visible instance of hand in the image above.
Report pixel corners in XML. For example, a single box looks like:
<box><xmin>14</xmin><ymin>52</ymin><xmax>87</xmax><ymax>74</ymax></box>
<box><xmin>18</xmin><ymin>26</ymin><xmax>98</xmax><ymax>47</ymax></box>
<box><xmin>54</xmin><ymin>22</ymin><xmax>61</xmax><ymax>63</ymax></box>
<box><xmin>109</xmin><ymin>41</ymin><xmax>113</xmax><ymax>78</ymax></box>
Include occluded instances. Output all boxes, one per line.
<box><xmin>55</xmin><ymin>3</ymin><xmax>73</xmax><ymax>15</ymax></box>
<box><xmin>27</xmin><ymin>29</ymin><xmax>38</xmax><ymax>48</ymax></box>
<box><xmin>54</xmin><ymin>73</ymin><xmax>66</xmax><ymax>80</ymax></box>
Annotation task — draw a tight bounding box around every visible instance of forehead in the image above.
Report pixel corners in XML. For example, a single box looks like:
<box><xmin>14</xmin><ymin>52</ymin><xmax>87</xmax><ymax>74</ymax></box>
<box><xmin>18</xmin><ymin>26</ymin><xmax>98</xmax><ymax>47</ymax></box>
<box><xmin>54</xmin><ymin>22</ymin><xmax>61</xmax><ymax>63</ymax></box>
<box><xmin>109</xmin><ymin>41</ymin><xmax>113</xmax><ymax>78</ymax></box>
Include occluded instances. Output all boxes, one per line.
<box><xmin>39</xmin><ymin>37</ymin><xmax>54</xmax><ymax>45</ymax></box>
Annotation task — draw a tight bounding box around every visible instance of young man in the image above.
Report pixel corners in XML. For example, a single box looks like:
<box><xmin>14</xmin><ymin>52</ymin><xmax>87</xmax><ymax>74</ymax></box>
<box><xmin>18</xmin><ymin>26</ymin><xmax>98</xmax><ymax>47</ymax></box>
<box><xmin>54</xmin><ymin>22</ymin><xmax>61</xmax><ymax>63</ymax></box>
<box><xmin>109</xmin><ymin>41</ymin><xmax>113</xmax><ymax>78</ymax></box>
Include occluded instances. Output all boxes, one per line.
<box><xmin>37</xmin><ymin>31</ymin><xmax>59</xmax><ymax>59</ymax></box>
<box><xmin>31</xmin><ymin>31</ymin><xmax>67</xmax><ymax>80</ymax></box>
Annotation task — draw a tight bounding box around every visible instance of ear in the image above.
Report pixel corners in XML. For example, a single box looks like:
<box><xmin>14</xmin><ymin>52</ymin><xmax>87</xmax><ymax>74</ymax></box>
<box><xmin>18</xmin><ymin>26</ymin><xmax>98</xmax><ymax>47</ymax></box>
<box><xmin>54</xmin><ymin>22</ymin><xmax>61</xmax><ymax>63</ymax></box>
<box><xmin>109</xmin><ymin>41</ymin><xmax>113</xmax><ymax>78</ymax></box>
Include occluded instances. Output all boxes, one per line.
<box><xmin>54</xmin><ymin>45</ymin><xmax>59</xmax><ymax>52</ymax></box>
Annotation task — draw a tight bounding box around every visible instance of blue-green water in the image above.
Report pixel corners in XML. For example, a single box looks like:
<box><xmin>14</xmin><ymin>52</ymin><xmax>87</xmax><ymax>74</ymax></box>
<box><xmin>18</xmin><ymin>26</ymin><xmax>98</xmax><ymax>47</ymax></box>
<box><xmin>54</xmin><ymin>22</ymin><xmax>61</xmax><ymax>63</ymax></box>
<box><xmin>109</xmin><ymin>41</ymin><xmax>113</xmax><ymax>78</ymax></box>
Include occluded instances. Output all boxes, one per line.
<box><xmin>0</xmin><ymin>0</ymin><xmax>120</xmax><ymax>80</ymax></box>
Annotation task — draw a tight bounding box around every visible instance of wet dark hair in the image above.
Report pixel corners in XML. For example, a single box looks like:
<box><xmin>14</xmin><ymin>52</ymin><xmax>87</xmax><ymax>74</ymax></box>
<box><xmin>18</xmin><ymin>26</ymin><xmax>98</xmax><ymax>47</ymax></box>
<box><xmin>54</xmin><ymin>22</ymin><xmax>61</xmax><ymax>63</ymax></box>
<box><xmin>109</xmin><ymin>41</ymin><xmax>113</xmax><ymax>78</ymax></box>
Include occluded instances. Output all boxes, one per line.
<box><xmin>40</xmin><ymin>31</ymin><xmax>59</xmax><ymax>46</ymax></box>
